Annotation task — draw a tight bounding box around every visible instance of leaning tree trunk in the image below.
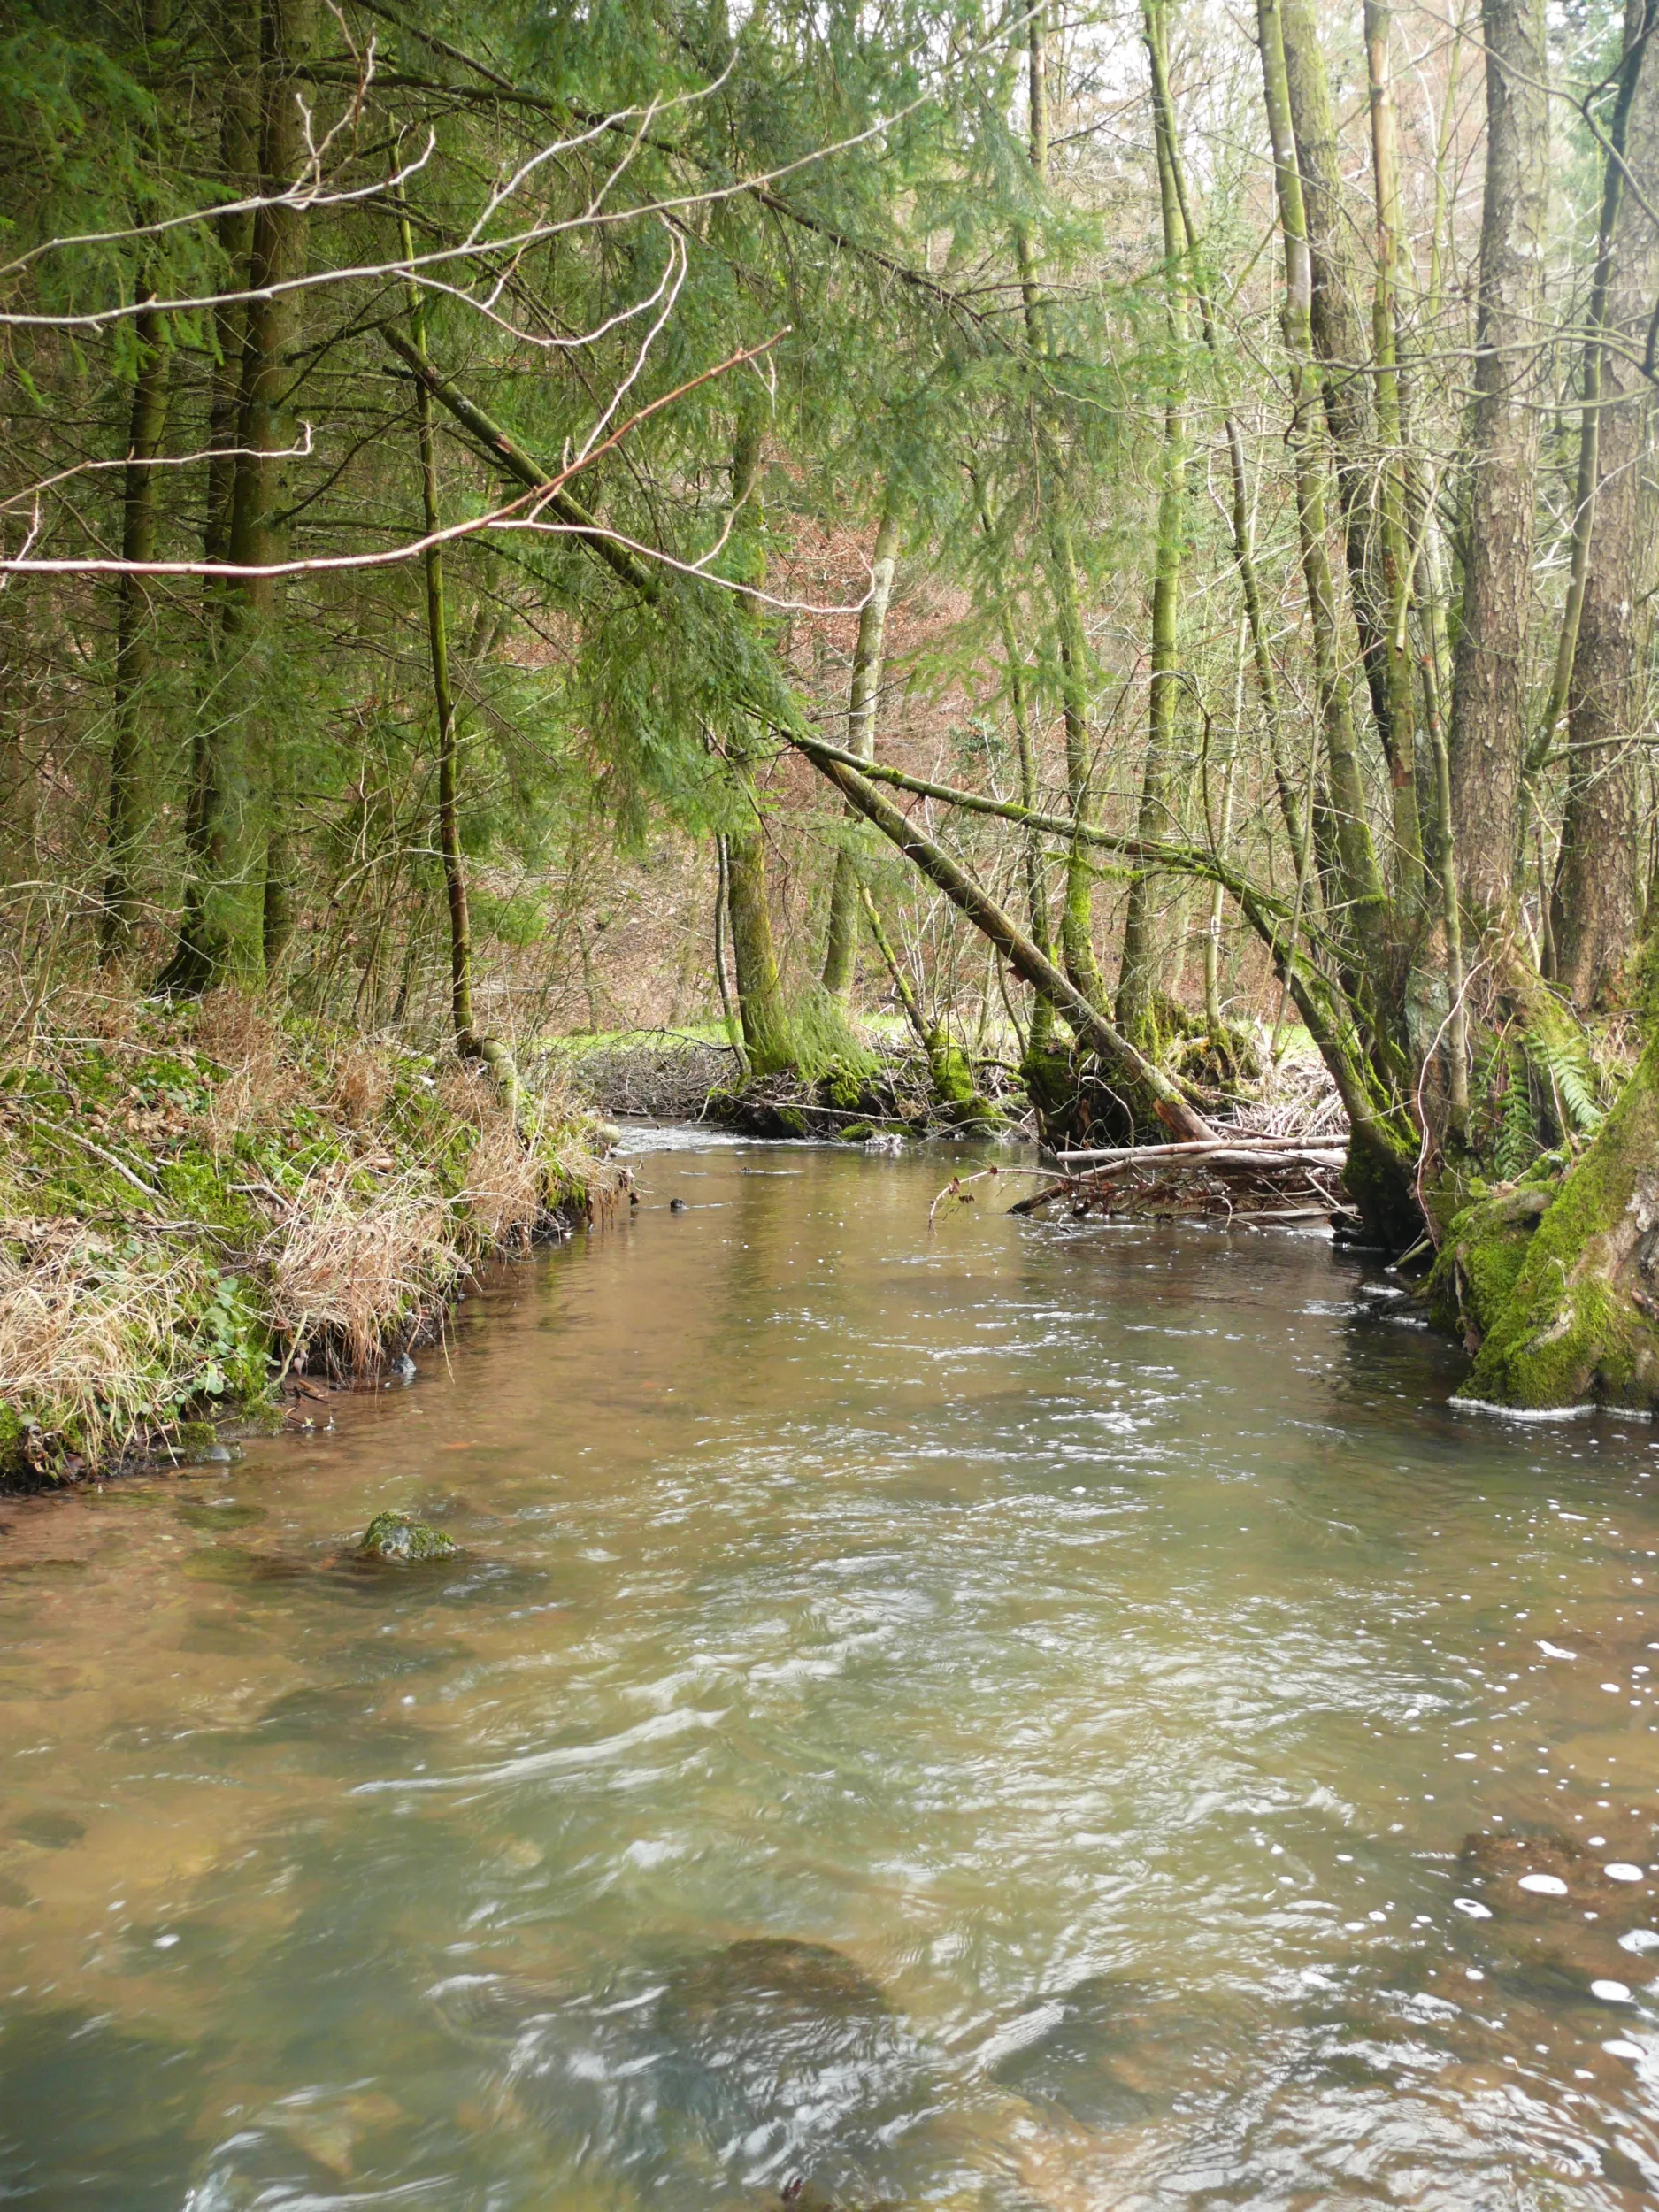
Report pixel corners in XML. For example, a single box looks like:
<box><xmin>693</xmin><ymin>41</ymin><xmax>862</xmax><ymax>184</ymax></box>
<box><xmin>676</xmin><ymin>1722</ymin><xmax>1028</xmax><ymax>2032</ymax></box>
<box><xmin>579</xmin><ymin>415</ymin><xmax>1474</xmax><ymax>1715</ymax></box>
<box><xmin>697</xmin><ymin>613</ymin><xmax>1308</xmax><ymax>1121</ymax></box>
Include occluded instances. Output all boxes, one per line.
<box><xmin>1447</xmin><ymin>0</ymin><xmax>1550</xmax><ymax>933</ymax></box>
<box><xmin>1549</xmin><ymin>0</ymin><xmax>1657</xmax><ymax>1007</ymax></box>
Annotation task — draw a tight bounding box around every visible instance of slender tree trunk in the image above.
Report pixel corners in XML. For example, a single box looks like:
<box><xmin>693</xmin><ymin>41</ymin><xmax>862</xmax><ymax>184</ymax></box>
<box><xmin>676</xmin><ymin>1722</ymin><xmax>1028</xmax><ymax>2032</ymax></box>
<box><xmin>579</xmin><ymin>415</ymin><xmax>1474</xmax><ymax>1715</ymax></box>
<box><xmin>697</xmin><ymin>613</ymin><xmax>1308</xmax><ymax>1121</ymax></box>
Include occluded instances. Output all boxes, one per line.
<box><xmin>1141</xmin><ymin>19</ymin><xmax>1304</xmax><ymax>864</ymax></box>
<box><xmin>724</xmin><ymin>415</ymin><xmax>795</xmax><ymax>1072</ymax></box>
<box><xmin>1362</xmin><ymin>0</ymin><xmax>1425</xmax><ymax>906</ymax></box>
<box><xmin>1256</xmin><ymin>0</ymin><xmax>1390</xmax><ymax>956</ymax></box>
<box><xmin>822</xmin><ymin>496</ymin><xmax>901</xmax><ymax>995</ymax></box>
<box><xmin>1005</xmin><ymin>630</ymin><xmax>1057</xmax><ymax>1054</ymax></box>
<box><xmin>1118</xmin><ymin>0</ymin><xmax>1190</xmax><ymax>1052</ymax></box>
<box><xmin>1281</xmin><ymin>0</ymin><xmax>1420</xmax><ymax>883</ymax></box>
<box><xmin>1550</xmin><ymin>0</ymin><xmax>1658</xmax><ymax>1004</ymax></box>
<box><xmin>973</xmin><ymin>478</ymin><xmax>1059</xmax><ymax>1053</ymax></box>
<box><xmin>1019</xmin><ymin>4</ymin><xmax>1107</xmax><ymax>1010</ymax></box>
<box><xmin>99</xmin><ymin>300</ymin><xmax>169</xmax><ymax>964</ymax></box>
<box><xmin>1447</xmin><ymin>0</ymin><xmax>1550</xmax><ymax>930</ymax></box>
<box><xmin>398</xmin><ymin>203</ymin><xmax>474</xmax><ymax>1042</ymax></box>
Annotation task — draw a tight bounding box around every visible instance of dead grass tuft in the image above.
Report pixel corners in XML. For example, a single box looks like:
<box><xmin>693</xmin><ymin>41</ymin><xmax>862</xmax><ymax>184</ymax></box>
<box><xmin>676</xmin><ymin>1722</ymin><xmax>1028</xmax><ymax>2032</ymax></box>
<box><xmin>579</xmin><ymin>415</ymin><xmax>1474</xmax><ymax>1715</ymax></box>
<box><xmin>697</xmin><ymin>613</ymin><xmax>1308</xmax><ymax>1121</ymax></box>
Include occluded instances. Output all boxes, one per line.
<box><xmin>461</xmin><ymin>1114</ymin><xmax>545</xmax><ymax>1245</ymax></box>
<box><xmin>330</xmin><ymin>1038</ymin><xmax>390</xmax><ymax>1127</ymax></box>
<box><xmin>0</xmin><ymin>1223</ymin><xmax>205</xmax><ymax>1468</ymax></box>
<box><xmin>262</xmin><ymin>1168</ymin><xmax>458</xmax><ymax>1375</ymax></box>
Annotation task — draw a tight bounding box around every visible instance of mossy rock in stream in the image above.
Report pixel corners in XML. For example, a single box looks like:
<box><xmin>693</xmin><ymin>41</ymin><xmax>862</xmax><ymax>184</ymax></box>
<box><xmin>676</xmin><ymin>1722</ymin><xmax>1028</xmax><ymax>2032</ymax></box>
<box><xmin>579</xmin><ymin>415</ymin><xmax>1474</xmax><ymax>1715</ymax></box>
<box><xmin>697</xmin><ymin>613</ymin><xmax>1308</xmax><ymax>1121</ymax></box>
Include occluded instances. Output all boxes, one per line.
<box><xmin>357</xmin><ymin>1511</ymin><xmax>458</xmax><ymax>1564</ymax></box>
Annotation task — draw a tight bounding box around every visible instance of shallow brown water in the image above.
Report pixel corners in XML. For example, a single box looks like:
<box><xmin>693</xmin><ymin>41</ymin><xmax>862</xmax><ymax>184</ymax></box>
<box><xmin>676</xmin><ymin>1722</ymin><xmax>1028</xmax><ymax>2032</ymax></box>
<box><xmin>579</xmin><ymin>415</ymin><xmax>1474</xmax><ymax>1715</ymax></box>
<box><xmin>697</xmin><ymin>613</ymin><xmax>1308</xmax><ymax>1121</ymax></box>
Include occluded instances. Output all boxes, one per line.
<box><xmin>4</xmin><ymin>1131</ymin><xmax>1659</xmax><ymax>2208</ymax></box>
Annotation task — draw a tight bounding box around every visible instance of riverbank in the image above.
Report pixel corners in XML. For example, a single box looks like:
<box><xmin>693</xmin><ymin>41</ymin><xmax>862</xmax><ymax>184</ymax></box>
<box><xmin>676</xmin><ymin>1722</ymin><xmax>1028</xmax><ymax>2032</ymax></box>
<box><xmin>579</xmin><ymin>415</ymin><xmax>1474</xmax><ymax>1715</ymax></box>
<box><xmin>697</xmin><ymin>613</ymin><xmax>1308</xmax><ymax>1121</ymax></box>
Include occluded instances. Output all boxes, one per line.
<box><xmin>0</xmin><ymin>990</ymin><xmax>615</xmax><ymax>1483</ymax></box>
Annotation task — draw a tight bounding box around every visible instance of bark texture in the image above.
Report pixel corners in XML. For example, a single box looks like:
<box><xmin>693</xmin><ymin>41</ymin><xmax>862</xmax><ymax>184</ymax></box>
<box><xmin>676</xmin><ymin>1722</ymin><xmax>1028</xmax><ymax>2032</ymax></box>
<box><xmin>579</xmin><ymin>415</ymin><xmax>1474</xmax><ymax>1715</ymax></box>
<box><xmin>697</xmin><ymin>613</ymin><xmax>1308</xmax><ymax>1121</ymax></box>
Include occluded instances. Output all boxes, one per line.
<box><xmin>1447</xmin><ymin>0</ymin><xmax>1550</xmax><ymax>927</ymax></box>
<box><xmin>1550</xmin><ymin>0</ymin><xmax>1658</xmax><ymax>1006</ymax></box>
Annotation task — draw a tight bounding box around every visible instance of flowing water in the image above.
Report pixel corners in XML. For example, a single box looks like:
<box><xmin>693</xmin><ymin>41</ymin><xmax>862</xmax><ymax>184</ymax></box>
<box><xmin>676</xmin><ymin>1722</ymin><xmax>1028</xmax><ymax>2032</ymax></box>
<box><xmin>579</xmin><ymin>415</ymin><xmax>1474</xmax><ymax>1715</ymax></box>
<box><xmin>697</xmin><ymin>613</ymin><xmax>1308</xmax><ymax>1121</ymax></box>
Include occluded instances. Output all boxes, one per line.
<box><xmin>5</xmin><ymin>1133</ymin><xmax>1659</xmax><ymax>2210</ymax></box>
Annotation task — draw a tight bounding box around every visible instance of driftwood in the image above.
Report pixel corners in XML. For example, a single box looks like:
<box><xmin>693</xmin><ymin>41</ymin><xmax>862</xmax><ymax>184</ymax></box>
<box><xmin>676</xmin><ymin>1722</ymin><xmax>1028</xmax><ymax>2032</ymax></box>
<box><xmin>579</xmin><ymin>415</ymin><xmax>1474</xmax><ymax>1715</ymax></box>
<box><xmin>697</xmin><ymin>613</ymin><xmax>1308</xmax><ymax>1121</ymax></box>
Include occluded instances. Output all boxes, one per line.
<box><xmin>1012</xmin><ymin>1133</ymin><xmax>1353</xmax><ymax>1225</ymax></box>
<box><xmin>1052</xmin><ymin>1137</ymin><xmax>1346</xmax><ymax>1171</ymax></box>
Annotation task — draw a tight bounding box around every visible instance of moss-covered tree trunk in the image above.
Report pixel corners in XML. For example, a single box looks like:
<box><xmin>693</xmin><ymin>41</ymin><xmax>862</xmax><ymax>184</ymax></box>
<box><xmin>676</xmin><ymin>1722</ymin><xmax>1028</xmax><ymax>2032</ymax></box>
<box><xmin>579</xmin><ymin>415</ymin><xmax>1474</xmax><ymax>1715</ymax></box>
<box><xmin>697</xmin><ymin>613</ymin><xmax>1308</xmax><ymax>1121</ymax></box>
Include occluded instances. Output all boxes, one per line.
<box><xmin>724</xmin><ymin>782</ymin><xmax>795</xmax><ymax>1076</ymax></box>
<box><xmin>1460</xmin><ymin>1028</ymin><xmax>1659</xmax><ymax>1409</ymax></box>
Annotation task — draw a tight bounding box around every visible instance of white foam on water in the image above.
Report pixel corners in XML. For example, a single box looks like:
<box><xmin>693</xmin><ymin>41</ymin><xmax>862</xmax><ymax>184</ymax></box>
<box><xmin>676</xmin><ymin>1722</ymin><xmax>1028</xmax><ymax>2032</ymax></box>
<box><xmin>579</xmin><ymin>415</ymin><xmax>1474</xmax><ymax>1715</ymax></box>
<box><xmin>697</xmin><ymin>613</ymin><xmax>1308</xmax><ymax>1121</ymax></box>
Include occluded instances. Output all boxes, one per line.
<box><xmin>1518</xmin><ymin>1874</ymin><xmax>1569</xmax><ymax>1896</ymax></box>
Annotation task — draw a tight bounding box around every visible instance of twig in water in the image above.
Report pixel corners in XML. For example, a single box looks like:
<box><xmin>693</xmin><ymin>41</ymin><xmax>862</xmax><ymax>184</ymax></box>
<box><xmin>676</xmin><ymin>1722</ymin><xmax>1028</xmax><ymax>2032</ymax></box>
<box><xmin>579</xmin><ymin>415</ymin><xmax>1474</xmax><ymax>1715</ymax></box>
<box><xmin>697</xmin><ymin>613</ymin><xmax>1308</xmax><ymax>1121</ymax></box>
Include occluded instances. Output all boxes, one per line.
<box><xmin>928</xmin><ymin>1164</ymin><xmax>999</xmax><ymax>1227</ymax></box>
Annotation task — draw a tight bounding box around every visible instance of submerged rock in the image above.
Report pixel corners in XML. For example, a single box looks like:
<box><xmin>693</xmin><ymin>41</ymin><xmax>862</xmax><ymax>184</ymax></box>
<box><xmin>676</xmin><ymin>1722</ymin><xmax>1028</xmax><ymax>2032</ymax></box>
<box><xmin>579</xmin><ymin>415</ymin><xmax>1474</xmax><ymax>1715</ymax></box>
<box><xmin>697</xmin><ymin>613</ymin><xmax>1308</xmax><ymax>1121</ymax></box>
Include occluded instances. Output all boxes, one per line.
<box><xmin>431</xmin><ymin>1936</ymin><xmax>929</xmax><ymax>2205</ymax></box>
<box><xmin>357</xmin><ymin>1511</ymin><xmax>457</xmax><ymax>1563</ymax></box>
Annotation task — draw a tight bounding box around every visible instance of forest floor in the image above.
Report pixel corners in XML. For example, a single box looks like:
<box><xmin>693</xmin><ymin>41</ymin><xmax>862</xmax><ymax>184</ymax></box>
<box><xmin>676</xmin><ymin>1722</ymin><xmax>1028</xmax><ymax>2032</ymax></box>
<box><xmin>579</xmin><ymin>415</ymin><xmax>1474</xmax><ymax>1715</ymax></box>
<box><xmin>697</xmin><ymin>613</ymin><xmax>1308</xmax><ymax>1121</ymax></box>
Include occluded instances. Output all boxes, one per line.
<box><xmin>0</xmin><ymin>989</ymin><xmax>616</xmax><ymax>1486</ymax></box>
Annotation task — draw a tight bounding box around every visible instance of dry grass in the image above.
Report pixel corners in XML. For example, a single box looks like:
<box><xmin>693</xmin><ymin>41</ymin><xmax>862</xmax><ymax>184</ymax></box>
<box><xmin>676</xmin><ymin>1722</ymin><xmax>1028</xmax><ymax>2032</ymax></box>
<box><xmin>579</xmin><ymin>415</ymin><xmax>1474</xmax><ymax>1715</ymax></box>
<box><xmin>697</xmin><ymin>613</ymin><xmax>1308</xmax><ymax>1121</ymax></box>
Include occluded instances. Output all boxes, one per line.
<box><xmin>459</xmin><ymin>1114</ymin><xmax>545</xmax><ymax>1246</ymax></box>
<box><xmin>261</xmin><ymin>1166</ymin><xmax>460</xmax><ymax>1376</ymax></box>
<box><xmin>1</xmin><ymin>987</ymin><xmax>610</xmax><ymax>1472</ymax></box>
<box><xmin>329</xmin><ymin>1037</ymin><xmax>390</xmax><ymax>1127</ymax></box>
<box><xmin>0</xmin><ymin>1223</ymin><xmax>205</xmax><ymax>1470</ymax></box>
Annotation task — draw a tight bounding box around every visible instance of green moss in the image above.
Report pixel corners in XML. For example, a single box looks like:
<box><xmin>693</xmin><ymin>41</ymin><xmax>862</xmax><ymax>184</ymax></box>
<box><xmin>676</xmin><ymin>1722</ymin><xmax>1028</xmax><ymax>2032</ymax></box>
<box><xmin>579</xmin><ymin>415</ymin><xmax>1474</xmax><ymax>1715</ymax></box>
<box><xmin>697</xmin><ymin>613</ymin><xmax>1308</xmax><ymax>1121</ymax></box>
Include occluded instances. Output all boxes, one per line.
<box><xmin>839</xmin><ymin>1121</ymin><xmax>874</xmax><ymax>1144</ymax></box>
<box><xmin>0</xmin><ymin>1404</ymin><xmax>32</xmax><ymax>1479</ymax></box>
<box><xmin>1426</xmin><ymin>1187</ymin><xmax>1552</xmax><ymax>1342</ymax></box>
<box><xmin>1464</xmin><ymin>1034</ymin><xmax>1659</xmax><ymax>1409</ymax></box>
<box><xmin>357</xmin><ymin>1511</ymin><xmax>459</xmax><ymax>1563</ymax></box>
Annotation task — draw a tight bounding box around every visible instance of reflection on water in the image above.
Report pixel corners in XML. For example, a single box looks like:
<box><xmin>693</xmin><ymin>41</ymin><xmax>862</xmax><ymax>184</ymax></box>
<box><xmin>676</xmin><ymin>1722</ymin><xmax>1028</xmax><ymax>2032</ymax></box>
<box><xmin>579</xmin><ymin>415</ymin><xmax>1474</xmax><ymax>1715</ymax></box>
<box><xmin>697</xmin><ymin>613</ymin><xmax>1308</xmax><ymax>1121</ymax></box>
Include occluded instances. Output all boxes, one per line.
<box><xmin>4</xmin><ymin>1134</ymin><xmax>1659</xmax><ymax>2208</ymax></box>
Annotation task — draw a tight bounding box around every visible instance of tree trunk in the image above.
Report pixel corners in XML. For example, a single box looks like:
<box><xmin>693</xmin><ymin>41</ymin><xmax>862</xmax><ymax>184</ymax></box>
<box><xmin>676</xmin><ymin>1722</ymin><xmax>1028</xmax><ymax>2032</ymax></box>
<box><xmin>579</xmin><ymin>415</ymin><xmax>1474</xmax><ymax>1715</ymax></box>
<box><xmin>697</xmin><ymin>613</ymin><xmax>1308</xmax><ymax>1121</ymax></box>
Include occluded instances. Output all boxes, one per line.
<box><xmin>1281</xmin><ymin>0</ymin><xmax>1422</xmax><ymax>886</ymax></box>
<box><xmin>725</xmin><ymin>792</ymin><xmax>795</xmax><ymax>1073</ymax></box>
<box><xmin>798</xmin><ymin>733</ymin><xmax>1215</xmax><ymax>1139</ymax></box>
<box><xmin>822</xmin><ymin>497</ymin><xmax>901</xmax><ymax>995</ymax></box>
<box><xmin>165</xmin><ymin>0</ymin><xmax>317</xmax><ymax>993</ymax></box>
<box><xmin>1447</xmin><ymin>0</ymin><xmax>1550</xmax><ymax>930</ymax></box>
<box><xmin>1255</xmin><ymin>0</ymin><xmax>1390</xmax><ymax>961</ymax></box>
<box><xmin>98</xmin><ymin>299</ymin><xmax>169</xmax><ymax>964</ymax></box>
<box><xmin>398</xmin><ymin>200</ymin><xmax>474</xmax><ymax>1042</ymax></box>
<box><xmin>1019</xmin><ymin>4</ymin><xmax>1106</xmax><ymax>1011</ymax></box>
<box><xmin>1550</xmin><ymin>0</ymin><xmax>1657</xmax><ymax>1006</ymax></box>
<box><xmin>1462</xmin><ymin>1032</ymin><xmax>1659</xmax><ymax>1409</ymax></box>
<box><xmin>1118</xmin><ymin>0</ymin><xmax>1189</xmax><ymax>1053</ymax></box>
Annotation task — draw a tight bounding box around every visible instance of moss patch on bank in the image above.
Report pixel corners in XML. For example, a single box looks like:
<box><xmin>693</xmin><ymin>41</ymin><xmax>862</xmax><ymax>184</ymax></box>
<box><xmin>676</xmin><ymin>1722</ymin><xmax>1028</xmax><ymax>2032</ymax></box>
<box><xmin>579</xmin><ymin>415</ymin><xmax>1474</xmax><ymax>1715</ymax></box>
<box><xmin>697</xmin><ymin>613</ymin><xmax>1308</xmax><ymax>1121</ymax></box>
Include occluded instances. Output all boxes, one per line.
<box><xmin>1</xmin><ymin>993</ymin><xmax>612</xmax><ymax>1481</ymax></box>
<box><xmin>1458</xmin><ymin>1034</ymin><xmax>1659</xmax><ymax>1409</ymax></box>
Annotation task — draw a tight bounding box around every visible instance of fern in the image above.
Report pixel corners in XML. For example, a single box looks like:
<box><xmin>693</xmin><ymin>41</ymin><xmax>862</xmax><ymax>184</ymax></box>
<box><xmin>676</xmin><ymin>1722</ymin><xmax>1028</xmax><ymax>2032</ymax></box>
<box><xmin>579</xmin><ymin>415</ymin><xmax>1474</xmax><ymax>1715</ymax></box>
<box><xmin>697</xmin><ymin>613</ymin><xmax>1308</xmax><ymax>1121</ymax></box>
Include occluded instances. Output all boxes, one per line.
<box><xmin>1524</xmin><ymin>1020</ymin><xmax>1606</xmax><ymax>1140</ymax></box>
<box><xmin>1494</xmin><ymin>1039</ymin><xmax>1540</xmax><ymax>1181</ymax></box>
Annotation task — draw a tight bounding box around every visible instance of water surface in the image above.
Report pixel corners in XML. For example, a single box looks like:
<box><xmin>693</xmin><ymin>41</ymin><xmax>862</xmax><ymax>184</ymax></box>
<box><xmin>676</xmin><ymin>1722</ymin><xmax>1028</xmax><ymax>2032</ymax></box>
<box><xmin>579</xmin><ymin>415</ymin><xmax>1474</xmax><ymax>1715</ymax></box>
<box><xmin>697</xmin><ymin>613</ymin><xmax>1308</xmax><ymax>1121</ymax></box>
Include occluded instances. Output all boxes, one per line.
<box><xmin>4</xmin><ymin>1135</ymin><xmax>1659</xmax><ymax>2208</ymax></box>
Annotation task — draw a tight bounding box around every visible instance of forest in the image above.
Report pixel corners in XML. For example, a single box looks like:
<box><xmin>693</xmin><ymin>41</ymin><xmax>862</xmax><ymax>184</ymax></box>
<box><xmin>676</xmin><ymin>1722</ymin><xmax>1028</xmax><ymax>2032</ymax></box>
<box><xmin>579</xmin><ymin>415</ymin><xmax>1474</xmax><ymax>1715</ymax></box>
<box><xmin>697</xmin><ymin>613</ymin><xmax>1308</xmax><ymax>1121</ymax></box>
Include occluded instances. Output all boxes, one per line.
<box><xmin>2</xmin><ymin>0</ymin><xmax>1658</xmax><ymax>1433</ymax></box>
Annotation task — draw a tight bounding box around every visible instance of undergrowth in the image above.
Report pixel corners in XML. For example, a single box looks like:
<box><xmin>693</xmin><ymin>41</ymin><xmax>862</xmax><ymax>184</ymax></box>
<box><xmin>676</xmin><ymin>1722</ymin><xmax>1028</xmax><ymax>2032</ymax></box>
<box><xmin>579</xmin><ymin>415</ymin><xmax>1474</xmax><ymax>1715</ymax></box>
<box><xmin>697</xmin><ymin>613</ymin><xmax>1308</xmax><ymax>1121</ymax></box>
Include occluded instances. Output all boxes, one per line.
<box><xmin>0</xmin><ymin>987</ymin><xmax>613</xmax><ymax>1481</ymax></box>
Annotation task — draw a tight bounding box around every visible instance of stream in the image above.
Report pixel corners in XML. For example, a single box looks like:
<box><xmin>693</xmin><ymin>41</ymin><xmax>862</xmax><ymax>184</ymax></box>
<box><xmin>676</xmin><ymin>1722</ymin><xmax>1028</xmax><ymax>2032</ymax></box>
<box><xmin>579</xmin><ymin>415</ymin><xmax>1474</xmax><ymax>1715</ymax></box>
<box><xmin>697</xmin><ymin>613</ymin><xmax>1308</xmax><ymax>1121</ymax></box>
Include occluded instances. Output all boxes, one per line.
<box><xmin>4</xmin><ymin>1132</ymin><xmax>1659</xmax><ymax>2208</ymax></box>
